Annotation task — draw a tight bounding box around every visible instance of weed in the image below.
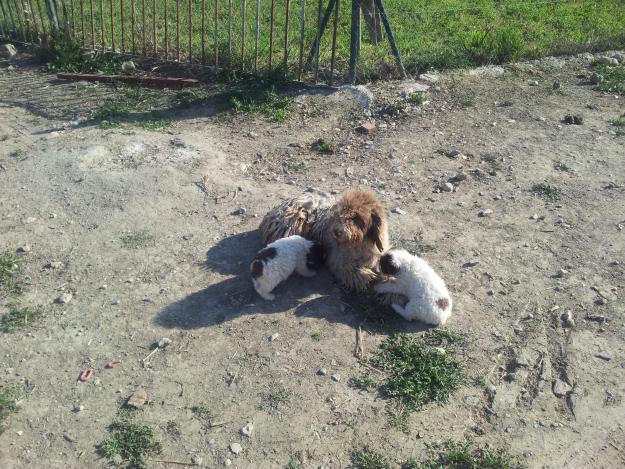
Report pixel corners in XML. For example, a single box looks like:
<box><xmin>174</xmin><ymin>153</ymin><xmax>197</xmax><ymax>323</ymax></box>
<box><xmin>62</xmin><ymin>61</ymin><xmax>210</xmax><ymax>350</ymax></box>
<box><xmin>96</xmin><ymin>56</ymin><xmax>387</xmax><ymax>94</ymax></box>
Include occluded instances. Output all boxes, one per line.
<box><xmin>284</xmin><ymin>455</ymin><xmax>302</xmax><ymax>469</ymax></box>
<box><xmin>531</xmin><ymin>182</ymin><xmax>561</xmax><ymax>201</ymax></box>
<box><xmin>90</xmin><ymin>86</ymin><xmax>161</xmax><ymax>126</ymax></box>
<box><xmin>351</xmin><ymin>447</ymin><xmax>391</xmax><ymax>469</ymax></box>
<box><xmin>9</xmin><ymin>149</ymin><xmax>25</xmax><ymax>158</ymax></box>
<box><xmin>0</xmin><ymin>134</ymin><xmax>9</xmax><ymax>141</ymax></box>
<box><xmin>120</xmin><ymin>231</ymin><xmax>154</xmax><ymax>249</ymax></box>
<box><xmin>460</xmin><ymin>98</ymin><xmax>475</xmax><ymax>108</ymax></box>
<box><xmin>612</xmin><ymin>116</ymin><xmax>625</xmax><ymax>127</ymax></box>
<box><xmin>260</xmin><ymin>385</ymin><xmax>290</xmax><ymax>411</ymax></box>
<box><xmin>100</xmin><ymin>417</ymin><xmax>161</xmax><ymax>468</ymax></box>
<box><xmin>554</xmin><ymin>161</ymin><xmax>573</xmax><ymax>173</ymax></box>
<box><xmin>481</xmin><ymin>152</ymin><xmax>502</xmax><ymax>169</ymax></box>
<box><xmin>0</xmin><ymin>384</ymin><xmax>21</xmax><ymax>434</ymax></box>
<box><xmin>134</xmin><ymin>118</ymin><xmax>173</xmax><ymax>130</ymax></box>
<box><xmin>1</xmin><ymin>306</ymin><xmax>41</xmax><ymax>333</ymax></box>
<box><xmin>370</xmin><ymin>333</ymin><xmax>463</xmax><ymax>410</ymax></box>
<box><xmin>473</xmin><ymin>375</ymin><xmax>488</xmax><ymax>388</ymax></box>
<box><xmin>226</xmin><ymin>79</ymin><xmax>293</xmax><ymax>122</ymax></box>
<box><xmin>288</xmin><ymin>156</ymin><xmax>306</xmax><ymax>172</ymax></box>
<box><xmin>424</xmin><ymin>329</ymin><xmax>463</xmax><ymax>347</ymax></box>
<box><xmin>349</xmin><ymin>373</ymin><xmax>377</xmax><ymax>392</ymax></box>
<box><xmin>595</xmin><ymin>65</ymin><xmax>625</xmax><ymax>95</ymax></box>
<box><xmin>174</xmin><ymin>88</ymin><xmax>205</xmax><ymax>107</ymax></box>
<box><xmin>165</xmin><ymin>420</ymin><xmax>181</xmax><ymax>438</ymax></box>
<box><xmin>0</xmin><ymin>252</ymin><xmax>24</xmax><ymax>296</ymax></box>
<box><xmin>310</xmin><ymin>332</ymin><xmax>322</xmax><ymax>341</ymax></box>
<box><xmin>311</xmin><ymin>138</ymin><xmax>335</xmax><ymax>154</ymax></box>
<box><xmin>405</xmin><ymin>441</ymin><xmax>526</xmax><ymax>469</ymax></box>
<box><xmin>464</xmin><ymin>27</ymin><xmax>522</xmax><ymax>66</ymax></box>
<box><xmin>192</xmin><ymin>403</ymin><xmax>212</xmax><ymax>421</ymax></box>
<box><xmin>407</xmin><ymin>92</ymin><xmax>426</xmax><ymax>105</ymax></box>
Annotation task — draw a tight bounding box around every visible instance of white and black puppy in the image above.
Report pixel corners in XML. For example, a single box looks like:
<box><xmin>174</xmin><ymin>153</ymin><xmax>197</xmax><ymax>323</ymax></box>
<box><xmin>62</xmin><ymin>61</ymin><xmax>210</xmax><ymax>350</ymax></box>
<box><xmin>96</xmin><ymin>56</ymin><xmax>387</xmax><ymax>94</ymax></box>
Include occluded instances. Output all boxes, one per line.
<box><xmin>251</xmin><ymin>235</ymin><xmax>324</xmax><ymax>300</ymax></box>
<box><xmin>374</xmin><ymin>249</ymin><xmax>453</xmax><ymax>326</ymax></box>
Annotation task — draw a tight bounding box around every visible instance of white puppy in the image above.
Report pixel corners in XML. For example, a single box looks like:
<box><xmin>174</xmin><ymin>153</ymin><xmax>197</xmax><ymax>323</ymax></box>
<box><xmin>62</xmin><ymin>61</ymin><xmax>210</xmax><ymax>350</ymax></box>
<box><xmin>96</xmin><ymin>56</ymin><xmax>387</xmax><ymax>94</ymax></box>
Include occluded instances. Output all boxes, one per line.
<box><xmin>251</xmin><ymin>235</ymin><xmax>324</xmax><ymax>300</ymax></box>
<box><xmin>374</xmin><ymin>249</ymin><xmax>453</xmax><ymax>325</ymax></box>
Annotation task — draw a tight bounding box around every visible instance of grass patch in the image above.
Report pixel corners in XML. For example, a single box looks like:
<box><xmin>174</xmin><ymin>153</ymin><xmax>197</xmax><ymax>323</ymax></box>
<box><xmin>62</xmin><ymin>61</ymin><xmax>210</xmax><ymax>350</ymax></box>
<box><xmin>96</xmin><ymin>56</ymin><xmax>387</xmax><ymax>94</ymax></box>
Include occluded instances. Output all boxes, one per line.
<box><xmin>460</xmin><ymin>98</ymin><xmax>475</xmax><ymax>108</ymax></box>
<box><xmin>1</xmin><ymin>306</ymin><xmax>41</xmax><ymax>333</ymax></box>
<box><xmin>120</xmin><ymin>231</ymin><xmax>154</xmax><ymax>249</ymax></box>
<box><xmin>595</xmin><ymin>65</ymin><xmax>625</xmax><ymax>95</ymax></box>
<box><xmin>260</xmin><ymin>385</ymin><xmax>290</xmax><ymax>412</ymax></box>
<box><xmin>405</xmin><ymin>441</ymin><xmax>526</xmax><ymax>469</ymax></box>
<box><xmin>349</xmin><ymin>373</ymin><xmax>377</xmax><ymax>392</ymax></box>
<box><xmin>9</xmin><ymin>149</ymin><xmax>25</xmax><ymax>158</ymax></box>
<box><xmin>100</xmin><ymin>417</ymin><xmax>162</xmax><ymax>468</ymax></box>
<box><xmin>0</xmin><ymin>384</ymin><xmax>21</xmax><ymax>434</ymax></box>
<box><xmin>612</xmin><ymin>116</ymin><xmax>625</xmax><ymax>127</ymax></box>
<box><xmin>369</xmin><ymin>333</ymin><xmax>463</xmax><ymax>410</ymax></box>
<box><xmin>134</xmin><ymin>118</ymin><xmax>173</xmax><ymax>130</ymax></box>
<box><xmin>531</xmin><ymin>182</ymin><xmax>561</xmax><ymax>201</ymax></box>
<box><xmin>310</xmin><ymin>332</ymin><xmax>321</xmax><ymax>341</ymax></box>
<box><xmin>226</xmin><ymin>79</ymin><xmax>293</xmax><ymax>122</ymax></box>
<box><xmin>165</xmin><ymin>420</ymin><xmax>180</xmax><ymax>438</ymax></box>
<box><xmin>174</xmin><ymin>88</ymin><xmax>206</xmax><ymax>108</ymax></box>
<box><xmin>284</xmin><ymin>455</ymin><xmax>302</xmax><ymax>469</ymax></box>
<box><xmin>0</xmin><ymin>252</ymin><xmax>24</xmax><ymax>297</ymax></box>
<box><xmin>351</xmin><ymin>448</ymin><xmax>391</xmax><ymax>469</ymax></box>
<box><xmin>90</xmin><ymin>85</ymin><xmax>168</xmax><ymax>129</ymax></box>
<box><xmin>311</xmin><ymin>138</ymin><xmax>335</xmax><ymax>154</ymax></box>
<box><xmin>288</xmin><ymin>156</ymin><xmax>306</xmax><ymax>172</ymax></box>
<box><xmin>407</xmin><ymin>91</ymin><xmax>427</xmax><ymax>105</ymax></box>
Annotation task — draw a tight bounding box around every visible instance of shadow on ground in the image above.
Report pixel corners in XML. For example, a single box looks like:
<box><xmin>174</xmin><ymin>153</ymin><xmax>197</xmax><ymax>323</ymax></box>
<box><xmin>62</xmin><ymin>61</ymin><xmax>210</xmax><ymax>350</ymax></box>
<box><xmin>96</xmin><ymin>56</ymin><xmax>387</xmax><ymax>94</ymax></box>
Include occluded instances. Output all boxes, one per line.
<box><xmin>155</xmin><ymin>230</ymin><xmax>430</xmax><ymax>335</ymax></box>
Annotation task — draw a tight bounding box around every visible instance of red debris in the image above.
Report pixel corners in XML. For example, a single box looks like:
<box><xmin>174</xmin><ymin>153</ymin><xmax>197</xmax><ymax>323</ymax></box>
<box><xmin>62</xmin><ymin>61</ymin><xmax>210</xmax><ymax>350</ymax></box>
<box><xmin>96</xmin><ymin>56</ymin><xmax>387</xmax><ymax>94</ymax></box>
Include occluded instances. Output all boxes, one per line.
<box><xmin>106</xmin><ymin>359</ymin><xmax>122</xmax><ymax>369</ymax></box>
<box><xmin>78</xmin><ymin>368</ymin><xmax>94</xmax><ymax>382</ymax></box>
<box><xmin>56</xmin><ymin>73</ymin><xmax>200</xmax><ymax>88</ymax></box>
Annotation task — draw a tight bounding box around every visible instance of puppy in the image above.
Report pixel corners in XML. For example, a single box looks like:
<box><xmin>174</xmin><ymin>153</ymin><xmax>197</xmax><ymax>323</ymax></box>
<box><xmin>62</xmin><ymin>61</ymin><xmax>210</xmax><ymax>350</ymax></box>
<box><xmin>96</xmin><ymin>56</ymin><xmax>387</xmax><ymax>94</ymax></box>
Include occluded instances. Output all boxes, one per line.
<box><xmin>374</xmin><ymin>249</ymin><xmax>452</xmax><ymax>325</ymax></box>
<box><xmin>250</xmin><ymin>235</ymin><xmax>324</xmax><ymax>300</ymax></box>
<box><xmin>259</xmin><ymin>188</ymin><xmax>388</xmax><ymax>292</ymax></box>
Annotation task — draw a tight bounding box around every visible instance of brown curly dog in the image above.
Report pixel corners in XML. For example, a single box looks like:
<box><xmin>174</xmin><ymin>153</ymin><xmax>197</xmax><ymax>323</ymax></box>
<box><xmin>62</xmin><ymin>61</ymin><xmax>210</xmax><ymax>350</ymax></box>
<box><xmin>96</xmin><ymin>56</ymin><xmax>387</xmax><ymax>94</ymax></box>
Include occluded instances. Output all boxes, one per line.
<box><xmin>259</xmin><ymin>188</ymin><xmax>389</xmax><ymax>292</ymax></box>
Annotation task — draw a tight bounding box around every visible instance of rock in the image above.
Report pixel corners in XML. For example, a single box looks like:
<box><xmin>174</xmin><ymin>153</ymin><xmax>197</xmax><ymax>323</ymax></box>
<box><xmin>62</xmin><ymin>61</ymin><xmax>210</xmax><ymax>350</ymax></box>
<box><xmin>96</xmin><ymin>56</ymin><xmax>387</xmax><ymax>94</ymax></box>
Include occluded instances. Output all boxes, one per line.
<box><xmin>111</xmin><ymin>299</ymin><xmax>120</xmax><ymax>305</ymax></box>
<box><xmin>45</xmin><ymin>261</ymin><xmax>64</xmax><ymax>269</ymax></box>
<box><xmin>240</xmin><ymin>423</ymin><xmax>253</xmax><ymax>437</ymax></box>
<box><xmin>552</xmin><ymin>379</ymin><xmax>572</xmax><ymax>397</ymax></box>
<box><xmin>225</xmin><ymin>459</ymin><xmax>232</xmax><ymax>466</ymax></box>
<box><xmin>182</xmin><ymin>234</ymin><xmax>193</xmax><ymax>240</ymax></box>
<box><xmin>595</xmin><ymin>56</ymin><xmax>619</xmax><ymax>66</ymax></box>
<box><xmin>337</xmin><ymin>85</ymin><xmax>374</xmax><ymax>116</ymax></box>
<box><xmin>191</xmin><ymin>456</ymin><xmax>203</xmax><ymax>465</ymax></box>
<box><xmin>563</xmin><ymin>114</ymin><xmax>583</xmax><ymax>125</ymax></box>
<box><xmin>229</xmin><ymin>443</ymin><xmax>242</xmax><ymax>455</ymax></box>
<box><xmin>269</xmin><ymin>333</ymin><xmax>280</xmax><ymax>342</ymax></box>
<box><xmin>23</xmin><ymin>217</ymin><xmax>37</xmax><ymax>224</ymax></box>
<box><xmin>556</xmin><ymin>268</ymin><xmax>569</xmax><ymax>277</ymax></box>
<box><xmin>478</xmin><ymin>209</ymin><xmax>493</xmax><ymax>217</ymax></box>
<box><xmin>611</xmin><ymin>52</ymin><xmax>625</xmax><ymax>63</ymax></box>
<box><xmin>433</xmin><ymin>347</ymin><xmax>446</xmax><ymax>355</ymax></box>
<box><xmin>462</xmin><ymin>259</ymin><xmax>480</xmax><ymax>268</ymax></box>
<box><xmin>158</xmin><ymin>337</ymin><xmax>172</xmax><ymax>348</ymax></box>
<box><xmin>231</xmin><ymin>208</ymin><xmax>246</xmax><ymax>216</ymax></box>
<box><xmin>561</xmin><ymin>311</ymin><xmax>574</xmax><ymax>328</ymax></box>
<box><xmin>355</xmin><ymin>122</ymin><xmax>376</xmax><ymax>134</ymax></box>
<box><xmin>418</xmin><ymin>73</ymin><xmax>439</xmax><ymax>83</ymax></box>
<box><xmin>595</xmin><ymin>297</ymin><xmax>607</xmax><ymax>305</ymax></box>
<box><xmin>0</xmin><ymin>43</ymin><xmax>17</xmax><ymax>58</ymax></box>
<box><xmin>590</xmin><ymin>72</ymin><xmax>604</xmax><ymax>85</ymax></box>
<box><xmin>121</xmin><ymin>60</ymin><xmax>136</xmax><ymax>72</ymax></box>
<box><xmin>127</xmin><ymin>387</ymin><xmax>148</xmax><ymax>408</ymax></box>
<box><xmin>391</xmin><ymin>207</ymin><xmax>406</xmax><ymax>215</ymax></box>
<box><xmin>595</xmin><ymin>353</ymin><xmax>611</xmax><ymax>361</ymax></box>
<box><xmin>552</xmin><ymin>82</ymin><xmax>561</xmax><ymax>90</ymax></box>
<box><xmin>440</xmin><ymin>182</ymin><xmax>454</xmax><ymax>192</ymax></box>
<box><xmin>331</xmin><ymin>374</ymin><xmax>341</xmax><ymax>382</ymax></box>
<box><xmin>528</xmin><ymin>80</ymin><xmax>539</xmax><ymax>86</ymax></box>
<box><xmin>514</xmin><ymin>353</ymin><xmax>530</xmax><ymax>368</ymax></box>
<box><xmin>170</xmin><ymin>138</ymin><xmax>186</xmax><ymax>148</ymax></box>
<box><xmin>317</xmin><ymin>368</ymin><xmax>327</xmax><ymax>376</ymax></box>
<box><xmin>55</xmin><ymin>292</ymin><xmax>73</xmax><ymax>304</ymax></box>
<box><xmin>16</xmin><ymin>245</ymin><xmax>31</xmax><ymax>253</ymax></box>
<box><xmin>529</xmin><ymin>214</ymin><xmax>539</xmax><ymax>220</ymax></box>
<box><xmin>73</xmin><ymin>404</ymin><xmax>84</xmax><ymax>412</ymax></box>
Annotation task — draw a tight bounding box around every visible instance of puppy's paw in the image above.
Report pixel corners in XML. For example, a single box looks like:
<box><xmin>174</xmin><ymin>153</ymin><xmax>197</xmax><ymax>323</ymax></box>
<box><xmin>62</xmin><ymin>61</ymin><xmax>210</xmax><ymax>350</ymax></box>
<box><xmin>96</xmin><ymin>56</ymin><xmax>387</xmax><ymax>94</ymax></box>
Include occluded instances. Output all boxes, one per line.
<box><xmin>258</xmin><ymin>291</ymin><xmax>275</xmax><ymax>301</ymax></box>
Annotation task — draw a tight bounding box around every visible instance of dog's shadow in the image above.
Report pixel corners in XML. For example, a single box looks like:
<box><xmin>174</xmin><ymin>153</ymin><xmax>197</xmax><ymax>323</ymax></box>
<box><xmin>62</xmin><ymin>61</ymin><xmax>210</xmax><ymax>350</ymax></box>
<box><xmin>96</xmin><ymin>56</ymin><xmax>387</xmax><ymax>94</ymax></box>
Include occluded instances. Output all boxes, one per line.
<box><xmin>154</xmin><ymin>230</ymin><xmax>430</xmax><ymax>333</ymax></box>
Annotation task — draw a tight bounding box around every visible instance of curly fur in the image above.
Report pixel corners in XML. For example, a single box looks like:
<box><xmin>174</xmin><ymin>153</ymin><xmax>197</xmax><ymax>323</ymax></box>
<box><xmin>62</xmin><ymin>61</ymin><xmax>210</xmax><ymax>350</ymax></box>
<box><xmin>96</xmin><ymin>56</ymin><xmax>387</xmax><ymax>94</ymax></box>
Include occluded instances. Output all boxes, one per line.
<box><xmin>258</xmin><ymin>188</ymin><xmax>389</xmax><ymax>292</ymax></box>
<box><xmin>374</xmin><ymin>249</ymin><xmax>453</xmax><ymax>325</ymax></box>
<box><xmin>251</xmin><ymin>235</ymin><xmax>324</xmax><ymax>300</ymax></box>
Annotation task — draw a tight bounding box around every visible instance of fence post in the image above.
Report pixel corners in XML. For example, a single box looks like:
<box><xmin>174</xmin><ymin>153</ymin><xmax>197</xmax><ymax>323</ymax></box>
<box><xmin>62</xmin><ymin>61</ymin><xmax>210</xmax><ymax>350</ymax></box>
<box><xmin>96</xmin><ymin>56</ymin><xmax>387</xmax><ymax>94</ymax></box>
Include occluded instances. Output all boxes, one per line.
<box><xmin>373</xmin><ymin>0</ymin><xmax>405</xmax><ymax>78</ymax></box>
<box><xmin>45</xmin><ymin>0</ymin><xmax>59</xmax><ymax>31</ymax></box>
<box><xmin>348</xmin><ymin>0</ymin><xmax>360</xmax><ymax>83</ymax></box>
<box><xmin>306</xmin><ymin>0</ymin><xmax>337</xmax><ymax>68</ymax></box>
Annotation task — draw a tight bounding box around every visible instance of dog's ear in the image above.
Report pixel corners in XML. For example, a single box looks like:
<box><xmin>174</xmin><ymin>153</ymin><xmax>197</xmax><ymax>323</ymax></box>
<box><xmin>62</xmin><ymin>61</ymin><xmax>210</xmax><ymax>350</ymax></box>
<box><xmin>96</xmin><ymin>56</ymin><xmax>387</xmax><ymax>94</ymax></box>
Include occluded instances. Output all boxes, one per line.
<box><xmin>367</xmin><ymin>212</ymin><xmax>385</xmax><ymax>252</ymax></box>
<box><xmin>379</xmin><ymin>252</ymin><xmax>399</xmax><ymax>275</ymax></box>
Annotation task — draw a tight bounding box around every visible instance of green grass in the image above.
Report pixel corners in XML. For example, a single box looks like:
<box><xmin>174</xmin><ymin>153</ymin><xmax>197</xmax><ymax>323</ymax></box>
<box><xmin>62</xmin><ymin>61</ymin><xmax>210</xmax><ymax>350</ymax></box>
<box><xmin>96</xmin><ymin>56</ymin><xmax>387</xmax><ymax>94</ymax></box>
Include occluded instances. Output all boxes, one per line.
<box><xmin>369</xmin><ymin>333</ymin><xmax>463</xmax><ymax>410</ymax></box>
<box><xmin>310</xmin><ymin>332</ymin><xmax>322</xmax><ymax>341</ymax></box>
<box><xmin>9</xmin><ymin>149</ymin><xmax>26</xmax><ymax>158</ymax></box>
<box><xmin>612</xmin><ymin>116</ymin><xmax>625</xmax><ymax>127</ymax></box>
<box><xmin>311</xmin><ymin>138</ymin><xmax>335</xmax><ymax>154</ymax></box>
<box><xmin>120</xmin><ymin>231</ymin><xmax>154</xmax><ymax>249</ymax></box>
<box><xmin>595</xmin><ymin>65</ymin><xmax>625</xmax><ymax>95</ymax></box>
<box><xmin>0</xmin><ymin>252</ymin><xmax>25</xmax><ymax>297</ymax></box>
<box><xmin>285</xmin><ymin>456</ymin><xmax>302</xmax><ymax>469</ymax></box>
<box><xmin>531</xmin><ymin>182</ymin><xmax>561</xmax><ymax>201</ymax></box>
<box><xmin>260</xmin><ymin>385</ymin><xmax>291</xmax><ymax>411</ymax></box>
<box><xmin>1</xmin><ymin>306</ymin><xmax>41</xmax><ymax>333</ymax></box>
<box><xmin>165</xmin><ymin>420</ymin><xmax>180</xmax><ymax>438</ymax></box>
<box><xmin>288</xmin><ymin>156</ymin><xmax>306</xmax><ymax>172</ymax></box>
<box><xmin>134</xmin><ymin>118</ymin><xmax>173</xmax><ymax>130</ymax></box>
<box><xmin>351</xmin><ymin>448</ymin><xmax>391</xmax><ymax>469</ymax></box>
<box><xmin>227</xmin><ymin>82</ymin><xmax>294</xmax><ymax>122</ymax></box>
<box><xmin>100</xmin><ymin>417</ymin><xmax>162</xmax><ymax>468</ymax></box>
<box><xmin>407</xmin><ymin>92</ymin><xmax>427</xmax><ymax>105</ymax></box>
<box><xmin>0</xmin><ymin>384</ymin><xmax>21</xmax><ymax>434</ymax></box>
<box><xmin>405</xmin><ymin>441</ymin><xmax>525</xmax><ymax>469</ymax></box>
<box><xmin>349</xmin><ymin>373</ymin><xmax>377</xmax><ymax>392</ymax></box>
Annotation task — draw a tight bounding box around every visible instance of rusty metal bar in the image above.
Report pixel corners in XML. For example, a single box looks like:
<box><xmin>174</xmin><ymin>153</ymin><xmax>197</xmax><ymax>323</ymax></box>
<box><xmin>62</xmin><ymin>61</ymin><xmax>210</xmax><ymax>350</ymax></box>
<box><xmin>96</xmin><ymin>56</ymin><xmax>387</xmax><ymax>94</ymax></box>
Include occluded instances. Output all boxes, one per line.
<box><xmin>109</xmin><ymin>0</ymin><xmax>115</xmax><ymax>50</ymax></box>
<box><xmin>308</xmin><ymin>0</ymin><xmax>336</xmax><ymax>68</ymax></box>
<box><xmin>152</xmin><ymin>0</ymin><xmax>156</xmax><ymax>55</ymax></box>
<box><xmin>164</xmin><ymin>0</ymin><xmax>168</xmax><ymax>58</ymax></box>
<box><xmin>373</xmin><ymin>0</ymin><xmax>406</xmax><ymax>78</ymax></box>
<box><xmin>314</xmin><ymin>0</ymin><xmax>322</xmax><ymax>82</ymax></box>
<box><xmin>89</xmin><ymin>0</ymin><xmax>95</xmax><ymax>48</ymax></box>
<box><xmin>175</xmin><ymin>0</ymin><xmax>180</xmax><ymax>61</ymax></box>
<box><xmin>130</xmin><ymin>0</ymin><xmax>135</xmax><ymax>52</ymax></box>
<box><xmin>240</xmin><ymin>0</ymin><xmax>245</xmax><ymax>71</ymax></box>
<box><xmin>297</xmin><ymin>0</ymin><xmax>305</xmax><ymax>80</ymax></box>
<box><xmin>253</xmin><ymin>0</ymin><xmax>259</xmax><ymax>72</ymax></box>
<box><xmin>200</xmin><ymin>0</ymin><xmax>205</xmax><ymax>62</ymax></box>
<box><xmin>329</xmin><ymin>0</ymin><xmax>338</xmax><ymax>84</ymax></box>
<box><xmin>348</xmin><ymin>0</ymin><xmax>359</xmax><ymax>82</ymax></box>
<box><xmin>141</xmin><ymin>0</ymin><xmax>146</xmax><ymax>55</ymax></box>
<box><xmin>99</xmin><ymin>0</ymin><xmax>105</xmax><ymax>50</ymax></box>
<box><xmin>227</xmin><ymin>0</ymin><xmax>231</xmax><ymax>66</ymax></box>
<box><xmin>213</xmin><ymin>0</ymin><xmax>218</xmax><ymax>65</ymax></box>
<box><xmin>188</xmin><ymin>0</ymin><xmax>192</xmax><ymax>62</ymax></box>
<box><xmin>268</xmin><ymin>0</ymin><xmax>274</xmax><ymax>72</ymax></box>
<box><xmin>283</xmin><ymin>0</ymin><xmax>290</xmax><ymax>73</ymax></box>
<box><xmin>119</xmin><ymin>0</ymin><xmax>124</xmax><ymax>50</ymax></box>
<box><xmin>79</xmin><ymin>0</ymin><xmax>85</xmax><ymax>45</ymax></box>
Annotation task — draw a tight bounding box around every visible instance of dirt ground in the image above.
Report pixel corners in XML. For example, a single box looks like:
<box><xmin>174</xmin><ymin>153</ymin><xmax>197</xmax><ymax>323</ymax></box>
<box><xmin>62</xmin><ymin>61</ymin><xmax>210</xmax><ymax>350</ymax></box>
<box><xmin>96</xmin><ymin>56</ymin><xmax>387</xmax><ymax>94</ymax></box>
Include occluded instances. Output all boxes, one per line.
<box><xmin>1</xmin><ymin>51</ymin><xmax>624</xmax><ymax>469</ymax></box>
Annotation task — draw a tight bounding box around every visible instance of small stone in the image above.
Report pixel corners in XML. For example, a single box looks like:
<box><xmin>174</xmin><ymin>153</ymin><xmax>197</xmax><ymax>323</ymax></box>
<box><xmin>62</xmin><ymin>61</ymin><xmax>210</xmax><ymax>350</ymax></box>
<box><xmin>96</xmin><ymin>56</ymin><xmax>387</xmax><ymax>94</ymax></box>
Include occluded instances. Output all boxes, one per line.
<box><xmin>170</xmin><ymin>137</ymin><xmax>186</xmax><ymax>147</ymax></box>
<box><xmin>556</xmin><ymin>268</ymin><xmax>569</xmax><ymax>277</ymax></box>
<box><xmin>158</xmin><ymin>337</ymin><xmax>172</xmax><ymax>348</ymax></box>
<box><xmin>241</xmin><ymin>423</ymin><xmax>253</xmax><ymax>437</ymax></box>
<box><xmin>392</xmin><ymin>207</ymin><xmax>406</xmax><ymax>215</ymax></box>
<box><xmin>331</xmin><ymin>374</ymin><xmax>341</xmax><ymax>382</ymax></box>
<box><xmin>563</xmin><ymin>114</ymin><xmax>583</xmax><ymax>125</ymax></box>
<box><xmin>248</xmin><ymin>131</ymin><xmax>259</xmax><ymax>138</ymax></box>
<box><xmin>514</xmin><ymin>354</ymin><xmax>529</xmax><ymax>368</ymax></box>
<box><xmin>191</xmin><ymin>456</ymin><xmax>203</xmax><ymax>465</ymax></box>
<box><xmin>528</xmin><ymin>80</ymin><xmax>539</xmax><ymax>86</ymax></box>
<box><xmin>121</xmin><ymin>60</ymin><xmax>136</xmax><ymax>72</ymax></box>
<box><xmin>433</xmin><ymin>347</ymin><xmax>446</xmax><ymax>355</ymax></box>
<box><xmin>595</xmin><ymin>56</ymin><xmax>619</xmax><ymax>66</ymax></box>
<box><xmin>55</xmin><ymin>292</ymin><xmax>73</xmax><ymax>304</ymax></box>
<box><xmin>419</xmin><ymin>73</ymin><xmax>439</xmax><ymax>83</ymax></box>
<box><xmin>561</xmin><ymin>310</ymin><xmax>575</xmax><ymax>328</ymax></box>
<box><xmin>355</xmin><ymin>122</ymin><xmax>376</xmax><ymax>134</ymax></box>
<box><xmin>595</xmin><ymin>297</ymin><xmax>607</xmax><ymax>305</ymax></box>
<box><xmin>590</xmin><ymin>72</ymin><xmax>605</xmax><ymax>85</ymax></box>
<box><xmin>478</xmin><ymin>209</ymin><xmax>493</xmax><ymax>217</ymax></box>
<box><xmin>231</xmin><ymin>208</ymin><xmax>246</xmax><ymax>216</ymax></box>
<box><xmin>530</xmin><ymin>214</ymin><xmax>539</xmax><ymax>220</ymax></box>
<box><xmin>16</xmin><ymin>245</ymin><xmax>31</xmax><ymax>253</ymax></box>
<box><xmin>611</xmin><ymin>52</ymin><xmax>625</xmax><ymax>63</ymax></box>
<box><xmin>552</xmin><ymin>379</ymin><xmax>572</xmax><ymax>397</ymax></box>
<box><xmin>16</xmin><ymin>430</ymin><xmax>23</xmax><ymax>436</ymax></box>
<box><xmin>182</xmin><ymin>234</ymin><xmax>193</xmax><ymax>240</ymax></box>
<box><xmin>73</xmin><ymin>404</ymin><xmax>84</xmax><ymax>412</ymax></box>
<box><xmin>0</xmin><ymin>43</ymin><xmax>18</xmax><ymax>58</ymax></box>
<box><xmin>317</xmin><ymin>368</ymin><xmax>327</xmax><ymax>376</ymax></box>
<box><xmin>127</xmin><ymin>387</ymin><xmax>148</xmax><ymax>408</ymax></box>
<box><xmin>111</xmin><ymin>299</ymin><xmax>120</xmax><ymax>305</ymax></box>
<box><xmin>595</xmin><ymin>353</ymin><xmax>611</xmax><ymax>361</ymax></box>
<box><xmin>45</xmin><ymin>261</ymin><xmax>64</xmax><ymax>269</ymax></box>
<box><xmin>269</xmin><ymin>333</ymin><xmax>280</xmax><ymax>342</ymax></box>
<box><xmin>23</xmin><ymin>217</ymin><xmax>37</xmax><ymax>224</ymax></box>
<box><xmin>229</xmin><ymin>443</ymin><xmax>242</xmax><ymax>454</ymax></box>
<box><xmin>463</xmin><ymin>259</ymin><xmax>480</xmax><ymax>268</ymax></box>
<box><xmin>225</xmin><ymin>459</ymin><xmax>232</xmax><ymax>466</ymax></box>
<box><xmin>440</xmin><ymin>182</ymin><xmax>454</xmax><ymax>192</ymax></box>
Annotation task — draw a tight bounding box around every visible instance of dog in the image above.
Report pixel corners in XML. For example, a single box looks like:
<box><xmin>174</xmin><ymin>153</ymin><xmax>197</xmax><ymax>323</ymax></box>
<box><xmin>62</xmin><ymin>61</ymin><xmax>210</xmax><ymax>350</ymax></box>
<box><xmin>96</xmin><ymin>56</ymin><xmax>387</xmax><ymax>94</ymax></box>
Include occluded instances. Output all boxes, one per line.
<box><xmin>250</xmin><ymin>235</ymin><xmax>324</xmax><ymax>300</ymax></box>
<box><xmin>374</xmin><ymin>249</ymin><xmax>452</xmax><ymax>325</ymax></box>
<box><xmin>259</xmin><ymin>188</ymin><xmax>388</xmax><ymax>292</ymax></box>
